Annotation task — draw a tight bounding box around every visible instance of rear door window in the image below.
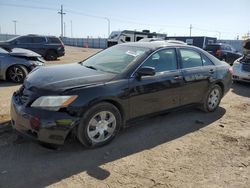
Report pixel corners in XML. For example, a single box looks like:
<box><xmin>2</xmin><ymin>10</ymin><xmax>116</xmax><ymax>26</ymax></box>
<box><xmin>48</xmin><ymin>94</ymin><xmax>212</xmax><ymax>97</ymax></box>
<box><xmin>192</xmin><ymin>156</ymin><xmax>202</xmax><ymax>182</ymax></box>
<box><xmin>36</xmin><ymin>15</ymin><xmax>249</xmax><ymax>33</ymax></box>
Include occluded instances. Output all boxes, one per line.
<box><xmin>32</xmin><ymin>37</ymin><xmax>46</xmax><ymax>43</ymax></box>
<box><xmin>180</xmin><ymin>49</ymin><xmax>203</xmax><ymax>68</ymax></box>
<box><xmin>201</xmin><ymin>54</ymin><xmax>214</xmax><ymax>66</ymax></box>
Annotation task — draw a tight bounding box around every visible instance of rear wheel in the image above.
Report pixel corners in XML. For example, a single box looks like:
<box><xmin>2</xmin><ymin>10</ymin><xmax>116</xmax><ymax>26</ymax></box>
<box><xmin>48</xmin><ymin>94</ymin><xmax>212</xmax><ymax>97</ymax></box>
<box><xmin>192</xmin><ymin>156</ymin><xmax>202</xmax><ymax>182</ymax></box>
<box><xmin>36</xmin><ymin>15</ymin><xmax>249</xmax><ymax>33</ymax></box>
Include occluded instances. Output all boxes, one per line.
<box><xmin>45</xmin><ymin>50</ymin><xmax>57</xmax><ymax>61</ymax></box>
<box><xmin>77</xmin><ymin>102</ymin><xmax>122</xmax><ymax>148</ymax></box>
<box><xmin>200</xmin><ymin>84</ymin><xmax>222</xmax><ymax>112</ymax></box>
<box><xmin>7</xmin><ymin>65</ymin><xmax>28</xmax><ymax>83</ymax></box>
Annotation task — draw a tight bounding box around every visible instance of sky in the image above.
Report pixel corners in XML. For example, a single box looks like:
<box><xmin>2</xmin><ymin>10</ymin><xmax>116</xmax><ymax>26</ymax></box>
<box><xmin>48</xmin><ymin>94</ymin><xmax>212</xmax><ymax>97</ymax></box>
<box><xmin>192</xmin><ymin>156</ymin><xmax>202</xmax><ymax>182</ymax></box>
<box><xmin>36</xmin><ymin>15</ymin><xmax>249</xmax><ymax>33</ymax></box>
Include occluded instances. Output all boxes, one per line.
<box><xmin>0</xmin><ymin>0</ymin><xmax>249</xmax><ymax>39</ymax></box>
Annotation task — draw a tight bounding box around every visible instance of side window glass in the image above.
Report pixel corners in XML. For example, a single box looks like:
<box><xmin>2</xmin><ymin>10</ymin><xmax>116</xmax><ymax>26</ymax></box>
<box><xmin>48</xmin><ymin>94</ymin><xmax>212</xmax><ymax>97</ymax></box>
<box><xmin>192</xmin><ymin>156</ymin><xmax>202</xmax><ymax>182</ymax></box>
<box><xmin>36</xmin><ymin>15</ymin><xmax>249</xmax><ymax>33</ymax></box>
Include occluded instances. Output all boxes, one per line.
<box><xmin>202</xmin><ymin>54</ymin><xmax>214</xmax><ymax>66</ymax></box>
<box><xmin>226</xmin><ymin>46</ymin><xmax>231</xmax><ymax>51</ymax></box>
<box><xmin>17</xmin><ymin>37</ymin><xmax>32</xmax><ymax>44</ymax></box>
<box><xmin>136</xmin><ymin>37</ymin><xmax>144</xmax><ymax>41</ymax></box>
<box><xmin>180</xmin><ymin>49</ymin><xmax>203</xmax><ymax>68</ymax></box>
<box><xmin>33</xmin><ymin>37</ymin><xmax>46</xmax><ymax>43</ymax></box>
<box><xmin>143</xmin><ymin>49</ymin><xmax>177</xmax><ymax>72</ymax></box>
<box><xmin>125</xmin><ymin>37</ymin><xmax>131</xmax><ymax>42</ymax></box>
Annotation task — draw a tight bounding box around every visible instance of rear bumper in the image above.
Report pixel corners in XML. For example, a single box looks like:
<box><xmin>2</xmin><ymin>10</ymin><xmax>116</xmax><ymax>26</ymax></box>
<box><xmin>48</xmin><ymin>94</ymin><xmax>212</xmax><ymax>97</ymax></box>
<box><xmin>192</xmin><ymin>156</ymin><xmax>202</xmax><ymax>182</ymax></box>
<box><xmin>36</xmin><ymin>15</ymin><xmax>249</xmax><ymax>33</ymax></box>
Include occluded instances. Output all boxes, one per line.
<box><xmin>57</xmin><ymin>48</ymin><xmax>65</xmax><ymax>57</ymax></box>
<box><xmin>11</xmin><ymin>94</ymin><xmax>79</xmax><ymax>145</ymax></box>
<box><xmin>233</xmin><ymin>70</ymin><xmax>250</xmax><ymax>82</ymax></box>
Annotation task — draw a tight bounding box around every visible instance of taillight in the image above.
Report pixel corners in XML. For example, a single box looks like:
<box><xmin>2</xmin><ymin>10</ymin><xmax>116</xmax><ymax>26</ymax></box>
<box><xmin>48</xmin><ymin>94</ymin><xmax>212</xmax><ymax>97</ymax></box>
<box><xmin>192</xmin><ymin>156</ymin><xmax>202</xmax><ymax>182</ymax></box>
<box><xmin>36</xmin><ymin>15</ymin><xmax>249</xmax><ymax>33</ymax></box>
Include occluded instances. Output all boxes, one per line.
<box><xmin>215</xmin><ymin>49</ymin><xmax>221</xmax><ymax>56</ymax></box>
<box><xmin>228</xmin><ymin>67</ymin><xmax>233</xmax><ymax>74</ymax></box>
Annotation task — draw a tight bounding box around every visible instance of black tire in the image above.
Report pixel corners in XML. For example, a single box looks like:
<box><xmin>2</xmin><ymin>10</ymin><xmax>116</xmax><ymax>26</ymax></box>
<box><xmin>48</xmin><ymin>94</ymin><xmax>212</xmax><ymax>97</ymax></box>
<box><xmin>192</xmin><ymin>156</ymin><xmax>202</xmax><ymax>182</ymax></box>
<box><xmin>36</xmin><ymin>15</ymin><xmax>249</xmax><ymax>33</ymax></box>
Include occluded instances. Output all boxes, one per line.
<box><xmin>200</xmin><ymin>84</ymin><xmax>222</xmax><ymax>112</ymax></box>
<box><xmin>7</xmin><ymin>65</ymin><xmax>28</xmax><ymax>83</ymax></box>
<box><xmin>77</xmin><ymin>102</ymin><xmax>122</xmax><ymax>148</ymax></box>
<box><xmin>45</xmin><ymin>50</ymin><xmax>57</xmax><ymax>61</ymax></box>
<box><xmin>39</xmin><ymin>142</ymin><xmax>60</xmax><ymax>150</ymax></box>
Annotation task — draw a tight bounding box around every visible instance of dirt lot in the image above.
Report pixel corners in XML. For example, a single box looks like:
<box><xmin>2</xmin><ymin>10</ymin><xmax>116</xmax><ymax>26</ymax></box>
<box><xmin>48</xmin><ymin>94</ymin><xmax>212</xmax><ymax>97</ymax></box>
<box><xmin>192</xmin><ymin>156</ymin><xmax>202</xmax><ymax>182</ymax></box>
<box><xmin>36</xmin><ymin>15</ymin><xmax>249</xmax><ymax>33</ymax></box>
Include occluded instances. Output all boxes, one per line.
<box><xmin>0</xmin><ymin>46</ymin><xmax>249</xmax><ymax>188</ymax></box>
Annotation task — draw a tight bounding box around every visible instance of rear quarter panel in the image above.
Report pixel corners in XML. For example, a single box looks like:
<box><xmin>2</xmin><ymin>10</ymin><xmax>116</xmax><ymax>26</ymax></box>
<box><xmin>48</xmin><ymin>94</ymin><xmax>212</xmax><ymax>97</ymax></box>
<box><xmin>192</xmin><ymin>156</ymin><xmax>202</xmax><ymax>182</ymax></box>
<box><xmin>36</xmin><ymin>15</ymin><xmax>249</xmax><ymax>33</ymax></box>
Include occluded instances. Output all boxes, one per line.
<box><xmin>215</xmin><ymin>64</ymin><xmax>232</xmax><ymax>96</ymax></box>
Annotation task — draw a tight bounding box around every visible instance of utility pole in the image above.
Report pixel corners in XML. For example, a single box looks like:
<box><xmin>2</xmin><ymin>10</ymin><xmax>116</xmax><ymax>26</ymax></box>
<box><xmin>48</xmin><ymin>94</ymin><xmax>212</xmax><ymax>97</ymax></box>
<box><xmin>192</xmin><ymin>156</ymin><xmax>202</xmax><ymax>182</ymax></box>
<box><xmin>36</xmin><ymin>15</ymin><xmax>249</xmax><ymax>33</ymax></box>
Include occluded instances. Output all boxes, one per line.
<box><xmin>64</xmin><ymin>22</ymin><xmax>66</xmax><ymax>37</ymax></box>
<box><xmin>58</xmin><ymin>5</ymin><xmax>66</xmax><ymax>37</ymax></box>
<box><xmin>13</xmin><ymin>20</ymin><xmax>17</xmax><ymax>35</ymax></box>
<box><xmin>104</xmin><ymin>17</ymin><xmax>110</xmax><ymax>37</ymax></box>
<box><xmin>70</xmin><ymin>20</ymin><xmax>73</xmax><ymax>38</ymax></box>
<box><xmin>216</xmin><ymin>31</ymin><xmax>221</xmax><ymax>40</ymax></box>
<box><xmin>189</xmin><ymin>24</ymin><xmax>192</xmax><ymax>37</ymax></box>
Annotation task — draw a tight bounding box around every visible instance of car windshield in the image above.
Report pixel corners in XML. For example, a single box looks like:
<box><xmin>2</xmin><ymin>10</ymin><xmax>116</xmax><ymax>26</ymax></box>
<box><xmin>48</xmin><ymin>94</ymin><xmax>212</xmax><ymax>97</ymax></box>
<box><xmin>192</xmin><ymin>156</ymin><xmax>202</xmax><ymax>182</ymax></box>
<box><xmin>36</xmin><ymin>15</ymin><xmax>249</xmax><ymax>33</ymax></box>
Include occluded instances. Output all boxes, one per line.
<box><xmin>81</xmin><ymin>45</ymin><xmax>149</xmax><ymax>74</ymax></box>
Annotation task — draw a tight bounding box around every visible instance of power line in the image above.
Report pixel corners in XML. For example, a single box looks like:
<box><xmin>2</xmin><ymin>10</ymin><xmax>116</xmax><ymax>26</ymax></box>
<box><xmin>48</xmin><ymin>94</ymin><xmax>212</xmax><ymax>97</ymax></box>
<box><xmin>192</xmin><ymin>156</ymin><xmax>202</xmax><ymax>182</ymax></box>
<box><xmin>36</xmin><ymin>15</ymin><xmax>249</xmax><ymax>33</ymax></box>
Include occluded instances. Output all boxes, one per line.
<box><xmin>0</xmin><ymin>2</ymin><xmax>57</xmax><ymax>11</ymax></box>
<box><xmin>0</xmin><ymin>2</ymin><xmax>246</xmax><ymax>38</ymax></box>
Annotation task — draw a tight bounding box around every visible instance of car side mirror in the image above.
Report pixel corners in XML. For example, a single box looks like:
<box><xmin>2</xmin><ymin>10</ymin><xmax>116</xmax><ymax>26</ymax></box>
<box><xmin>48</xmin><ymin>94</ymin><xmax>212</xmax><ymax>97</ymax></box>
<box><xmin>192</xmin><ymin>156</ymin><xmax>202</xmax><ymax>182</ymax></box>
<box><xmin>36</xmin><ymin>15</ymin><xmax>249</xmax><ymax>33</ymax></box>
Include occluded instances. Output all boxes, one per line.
<box><xmin>136</xmin><ymin>66</ymin><xmax>155</xmax><ymax>79</ymax></box>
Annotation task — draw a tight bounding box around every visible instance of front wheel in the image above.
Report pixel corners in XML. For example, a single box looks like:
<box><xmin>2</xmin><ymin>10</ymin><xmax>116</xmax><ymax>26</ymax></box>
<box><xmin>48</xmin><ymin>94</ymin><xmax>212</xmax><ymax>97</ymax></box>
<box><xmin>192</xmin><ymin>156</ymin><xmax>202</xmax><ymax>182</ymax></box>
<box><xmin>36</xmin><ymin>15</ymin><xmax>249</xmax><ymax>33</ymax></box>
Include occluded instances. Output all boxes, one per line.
<box><xmin>200</xmin><ymin>84</ymin><xmax>222</xmax><ymax>112</ymax></box>
<box><xmin>77</xmin><ymin>102</ymin><xmax>122</xmax><ymax>148</ymax></box>
<box><xmin>7</xmin><ymin>65</ymin><xmax>28</xmax><ymax>83</ymax></box>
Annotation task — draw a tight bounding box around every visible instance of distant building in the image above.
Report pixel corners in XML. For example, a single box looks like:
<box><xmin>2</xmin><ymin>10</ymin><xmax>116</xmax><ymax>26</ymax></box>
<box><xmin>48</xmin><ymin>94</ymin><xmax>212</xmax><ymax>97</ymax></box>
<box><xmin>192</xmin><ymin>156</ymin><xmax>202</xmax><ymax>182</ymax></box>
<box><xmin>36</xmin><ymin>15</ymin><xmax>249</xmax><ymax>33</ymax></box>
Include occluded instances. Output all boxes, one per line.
<box><xmin>166</xmin><ymin>36</ymin><xmax>217</xmax><ymax>49</ymax></box>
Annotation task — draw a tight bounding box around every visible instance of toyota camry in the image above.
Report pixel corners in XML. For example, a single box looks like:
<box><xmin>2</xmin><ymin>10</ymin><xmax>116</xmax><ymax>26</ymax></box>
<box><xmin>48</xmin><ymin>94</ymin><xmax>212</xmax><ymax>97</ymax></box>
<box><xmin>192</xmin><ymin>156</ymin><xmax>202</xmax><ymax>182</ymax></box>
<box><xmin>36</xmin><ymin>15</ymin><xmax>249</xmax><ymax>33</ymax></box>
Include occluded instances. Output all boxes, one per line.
<box><xmin>11</xmin><ymin>41</ymin><xmax>232</xmax><ymax>148</ymax></box>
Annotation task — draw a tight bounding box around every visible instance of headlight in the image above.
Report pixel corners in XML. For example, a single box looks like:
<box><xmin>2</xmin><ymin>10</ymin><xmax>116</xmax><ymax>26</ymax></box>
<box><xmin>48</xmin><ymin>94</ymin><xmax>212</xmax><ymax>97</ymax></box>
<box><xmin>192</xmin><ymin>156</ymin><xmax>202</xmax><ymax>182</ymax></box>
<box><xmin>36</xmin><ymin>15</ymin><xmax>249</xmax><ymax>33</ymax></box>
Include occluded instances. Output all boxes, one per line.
<box><xmin>33</xmin><ymin>62</ymin><xmax>43</xmax><ymax>66</ymax></box>
<box><xmin>233</xmin><ymin>62</ymin><xmax>241</xmax><ymax>70</ymax></box>
<box><xmin>31</xmin><ymin>95</ymin><xmax>78</xmax><ymax>111</ymax></box>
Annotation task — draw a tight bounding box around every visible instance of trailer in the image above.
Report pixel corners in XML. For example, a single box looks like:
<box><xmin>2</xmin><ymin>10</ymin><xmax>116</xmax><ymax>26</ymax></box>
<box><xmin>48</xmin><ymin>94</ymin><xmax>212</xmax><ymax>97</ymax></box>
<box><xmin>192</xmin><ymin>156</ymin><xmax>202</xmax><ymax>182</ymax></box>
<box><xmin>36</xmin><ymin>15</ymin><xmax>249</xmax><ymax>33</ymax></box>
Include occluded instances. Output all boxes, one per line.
<box><xmin>166</xmin><ymin>36</ymin><xmax>217</xmax><ymax>49</ymax></box>
<box><xmin>107</xmin><ymin>30</ymin><xmax>166</xmax><ymax>47</ymax></box>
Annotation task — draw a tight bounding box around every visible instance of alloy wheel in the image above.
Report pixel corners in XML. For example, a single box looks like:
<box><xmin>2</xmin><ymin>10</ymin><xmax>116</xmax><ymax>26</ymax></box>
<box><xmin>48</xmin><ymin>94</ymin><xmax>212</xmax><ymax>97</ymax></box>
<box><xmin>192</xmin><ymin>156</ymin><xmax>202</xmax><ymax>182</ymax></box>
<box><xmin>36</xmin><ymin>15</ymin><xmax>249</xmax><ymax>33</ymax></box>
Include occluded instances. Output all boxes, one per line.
<box><xmin>207</xmin><ymin>88</ymin><xmax>220</xmax><ymax>110</ymax></box>
<box><xmin>9</xmin><ymin>66</ymin><xmax>25</xmax><ymax>83</ymax></box>
<box><xmin>87</xmin><ymin>111</ymin><xmax>116</xmax><ymax>143</ymax></box>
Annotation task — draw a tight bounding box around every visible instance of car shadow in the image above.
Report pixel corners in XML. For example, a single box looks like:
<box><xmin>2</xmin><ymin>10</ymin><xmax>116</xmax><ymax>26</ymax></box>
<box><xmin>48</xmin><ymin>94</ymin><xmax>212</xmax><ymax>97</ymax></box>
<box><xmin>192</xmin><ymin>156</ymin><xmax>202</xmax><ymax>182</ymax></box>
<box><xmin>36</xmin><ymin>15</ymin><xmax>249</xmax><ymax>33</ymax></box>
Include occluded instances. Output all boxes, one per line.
<box><xmin>0</xmin><ymin>81</ymin><xmax>21</xmax><ymax>87</ymax></box>
<box><xmin>0</xmin><ymin>107</ymin><xmax>226</xmax><ymax>188</ymax></box>
<box><xmin>231</xmin><ymin>82</ymin><xmax>250</xmax><ymax>97</ymax></box>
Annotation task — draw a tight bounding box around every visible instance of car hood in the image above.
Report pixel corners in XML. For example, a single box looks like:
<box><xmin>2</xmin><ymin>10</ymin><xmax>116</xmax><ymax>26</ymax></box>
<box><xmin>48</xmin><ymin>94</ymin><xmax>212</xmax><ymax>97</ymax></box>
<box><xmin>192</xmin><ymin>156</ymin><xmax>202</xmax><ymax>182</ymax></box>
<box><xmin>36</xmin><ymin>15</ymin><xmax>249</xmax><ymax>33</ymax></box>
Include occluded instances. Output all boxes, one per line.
<box><xmin>24</xmin><ymin>63</ymin><xmax>116</xmax><ymax>92</ymax></box>
<box><xmin>10</xmin><ymin>48</ymin><xmax>41</xmax><ymax>57</ymax></box>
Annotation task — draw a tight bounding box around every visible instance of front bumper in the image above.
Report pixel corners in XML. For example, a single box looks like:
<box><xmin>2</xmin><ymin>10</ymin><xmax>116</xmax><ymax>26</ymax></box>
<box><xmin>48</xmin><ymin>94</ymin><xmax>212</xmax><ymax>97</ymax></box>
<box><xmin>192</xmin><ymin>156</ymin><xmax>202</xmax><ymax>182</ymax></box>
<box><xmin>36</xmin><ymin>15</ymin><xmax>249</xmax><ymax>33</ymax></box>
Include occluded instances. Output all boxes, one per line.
<box><xmin>11</xmin><ymin>94</ymin><xmax>79</xmax><ymax>145</ymax></box>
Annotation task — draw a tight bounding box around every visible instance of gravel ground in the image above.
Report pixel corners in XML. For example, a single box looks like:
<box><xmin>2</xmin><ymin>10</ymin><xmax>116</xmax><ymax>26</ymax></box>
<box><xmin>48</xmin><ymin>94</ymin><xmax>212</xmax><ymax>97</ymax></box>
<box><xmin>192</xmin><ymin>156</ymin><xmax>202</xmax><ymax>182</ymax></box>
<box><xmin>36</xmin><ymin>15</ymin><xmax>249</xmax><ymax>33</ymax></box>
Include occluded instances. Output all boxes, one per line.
<box><xmin>0</xmin><ymin>46</ymin><xmax>249</xmax><ymax>188</ymax></box>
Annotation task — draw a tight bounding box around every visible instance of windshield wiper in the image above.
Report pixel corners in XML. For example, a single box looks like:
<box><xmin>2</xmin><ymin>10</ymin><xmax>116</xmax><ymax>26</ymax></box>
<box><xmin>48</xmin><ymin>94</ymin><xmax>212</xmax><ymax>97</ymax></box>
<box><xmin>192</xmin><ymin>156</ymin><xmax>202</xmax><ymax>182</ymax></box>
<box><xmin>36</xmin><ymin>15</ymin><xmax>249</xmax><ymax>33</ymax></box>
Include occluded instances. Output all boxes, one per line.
<box><xmin>84</xmin><ymin>65</ymin><xmax>98</xmax><ymax>70</ymax></box>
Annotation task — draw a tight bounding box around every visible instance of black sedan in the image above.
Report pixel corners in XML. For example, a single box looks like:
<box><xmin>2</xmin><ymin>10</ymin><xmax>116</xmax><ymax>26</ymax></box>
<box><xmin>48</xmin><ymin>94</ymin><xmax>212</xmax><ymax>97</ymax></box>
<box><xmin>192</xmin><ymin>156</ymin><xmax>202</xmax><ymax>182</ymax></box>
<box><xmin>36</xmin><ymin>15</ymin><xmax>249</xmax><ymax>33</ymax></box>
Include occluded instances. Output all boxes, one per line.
<box><xmin>11</xmin><ymin>41</ymin><xmax>232</xmax><ymax>148</ymax></box>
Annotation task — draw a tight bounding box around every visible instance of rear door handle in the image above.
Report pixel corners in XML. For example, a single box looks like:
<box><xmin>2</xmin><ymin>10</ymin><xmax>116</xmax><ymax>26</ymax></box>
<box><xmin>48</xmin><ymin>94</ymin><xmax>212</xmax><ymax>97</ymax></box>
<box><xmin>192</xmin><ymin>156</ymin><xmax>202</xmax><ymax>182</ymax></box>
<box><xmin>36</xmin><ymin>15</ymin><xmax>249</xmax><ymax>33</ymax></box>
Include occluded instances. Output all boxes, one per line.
<box><xmin>173</xmin><ymin>75</ymin><xmax>183</xmax><ymax>80</ymax></box>
<box><xmin>209</xmin><ymin>69</ymin><xmax>215</xmax><ymax>74</ymax></box>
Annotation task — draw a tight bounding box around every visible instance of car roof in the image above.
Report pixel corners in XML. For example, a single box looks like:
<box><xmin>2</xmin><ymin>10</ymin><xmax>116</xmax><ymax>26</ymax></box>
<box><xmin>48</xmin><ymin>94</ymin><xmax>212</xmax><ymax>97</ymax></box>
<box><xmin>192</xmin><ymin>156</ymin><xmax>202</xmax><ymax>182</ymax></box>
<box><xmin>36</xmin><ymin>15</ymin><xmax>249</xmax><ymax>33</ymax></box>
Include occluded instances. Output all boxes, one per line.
<box><xmin>23</xmin><ymin>34</ymin><xmax>59</xmax><ymax>38</ymax></box>
<box><xmin>207</xmin><ymin>43</ymin><xmax>231</xmax><ymax>46</ymax></box>
<box><xmin>120</xmin><ymin>41</ymin><xmax>188</xmax><ymax>50</ymax></box>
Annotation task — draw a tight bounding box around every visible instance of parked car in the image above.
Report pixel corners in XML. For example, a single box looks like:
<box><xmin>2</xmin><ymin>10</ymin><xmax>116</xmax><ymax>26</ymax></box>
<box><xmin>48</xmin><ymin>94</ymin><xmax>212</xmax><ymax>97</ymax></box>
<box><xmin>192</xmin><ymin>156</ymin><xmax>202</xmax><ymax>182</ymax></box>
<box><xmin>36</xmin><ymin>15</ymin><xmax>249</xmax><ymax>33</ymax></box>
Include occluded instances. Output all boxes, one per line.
<box><xmin>0</xmin><ymin>47</ymin><xmax>44</xmax><ymax>83</ymax></box>
<box><xmin>205</xmin><ymin>43</ymin><xmax>242</xmax><ymax>65</ymax></box>
<box><xmin>11</xmin><ymin>41</ymin><xmax>232</xmax><ymax>148</ymax></box>
<box><xmin>0</xmin><ymin>34</ymin><xmax>65</xmax><ymax>60</ymax></box>
<box><xmin>232</xmin><ymin>39</ymin><xmax>250</xmax><ymax>82</ymax></box>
